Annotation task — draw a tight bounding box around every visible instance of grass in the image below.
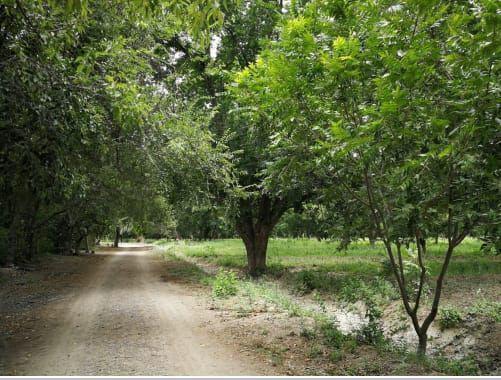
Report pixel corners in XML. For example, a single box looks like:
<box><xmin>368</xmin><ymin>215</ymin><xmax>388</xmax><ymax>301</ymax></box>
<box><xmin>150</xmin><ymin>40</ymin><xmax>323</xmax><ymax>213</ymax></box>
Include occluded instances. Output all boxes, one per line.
<box><xmin>469</xmin><ymin>300</ymin><xmax>501</xmax><ymax>322</ymax></box>
<box><xmin>158</xmin><ymin>237</ymin><xmax>500</xmax><ymax>276</ymax></box>
<box><xmin>159</xmin><ymin>251</ymin><xmax>209</xmax><ymax>283</ymax></box>
<box><xmin>154</xmin><ymin>239</ymin><xmax>498</xmax><ymax>376</ymax></box>
<box><xmin>156</xmin><ymin>238</ymin><xmax>500</xmax><ymax>306</ymax></box>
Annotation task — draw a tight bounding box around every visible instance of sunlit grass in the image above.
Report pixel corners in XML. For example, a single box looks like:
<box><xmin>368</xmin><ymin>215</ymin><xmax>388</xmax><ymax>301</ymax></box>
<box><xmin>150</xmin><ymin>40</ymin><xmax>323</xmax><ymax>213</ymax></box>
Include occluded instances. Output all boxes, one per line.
<box><xmin>159</xmin><ymin>237</ymin><xmax>500</xmax><ymax>277</ymax></box>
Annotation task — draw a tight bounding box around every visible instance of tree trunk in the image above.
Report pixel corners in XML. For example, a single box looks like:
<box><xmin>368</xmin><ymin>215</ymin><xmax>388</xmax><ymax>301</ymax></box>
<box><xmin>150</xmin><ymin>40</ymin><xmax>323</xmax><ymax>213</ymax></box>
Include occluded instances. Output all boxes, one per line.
<box><xmin>7</xmin><ymin>193</ymin><xmax>39</xmax><ymax>264</ymax></box>
<box><xmin>241</xmin><ymin>227</ymin><xmax>271</xmax><ymax>277</ymax></box>
<box><xmin>338</xmin><ymin>236</ymin><xmax>350</xmax><ymax>251</ymax></box>
<box><xmin>25</xmin><ymin>223</ymin><xmax>36</xmax><ymax>261</ymax></box>
<box><xmin>113</xmin><ymin>226</ymin><xmax>120</xmax><ymax>248</ymax></box>
<box><xmin>235</xmin><ymin>195</ymin><xmax>289</xmax><ymax>277</ymax></box>
<box><xmin>368</xmin><ymin>229</ymin><xmax>376</xmax><ymax>247</ymax></box>
<box><xmin>74</xmin><ymin>234</ymin><xmax>85</xmax><ymax>255</ymax></box>
<box><xmin>7</xmin><ymin>213</ymin><xmax>21</xmax><ymax>266</ymax></box>
<box><xmin>417</xmin><ymin>333</ymin><xmax>428</xmax><ymax>357</ymax></box>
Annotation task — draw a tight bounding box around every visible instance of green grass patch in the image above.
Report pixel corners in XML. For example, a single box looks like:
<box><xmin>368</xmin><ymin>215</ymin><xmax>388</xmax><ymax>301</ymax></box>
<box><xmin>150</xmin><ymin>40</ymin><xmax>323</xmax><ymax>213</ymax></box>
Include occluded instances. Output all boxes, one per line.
<box><xmin>159</xmin><ymin>250</ymin><xmax>209</xmax><ymax>283</ymax></box>
<box><xmin>166</xmin><ymin>237</ymin><xmax>499</xmax><ymax>277</ymax></box>
<box><xmin>469</xmin><ymin>300</ymin><xmax>501</xmax><ymax>322</ymax></box>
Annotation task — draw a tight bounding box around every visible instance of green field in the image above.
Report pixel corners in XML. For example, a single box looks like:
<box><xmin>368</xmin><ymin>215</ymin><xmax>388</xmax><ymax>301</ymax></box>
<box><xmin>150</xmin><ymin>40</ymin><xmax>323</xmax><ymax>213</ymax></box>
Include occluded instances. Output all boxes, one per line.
<box><xmin>163</xmin><ymin>238</ymin><xmax>500</xmax><ymax>277</ymax></box>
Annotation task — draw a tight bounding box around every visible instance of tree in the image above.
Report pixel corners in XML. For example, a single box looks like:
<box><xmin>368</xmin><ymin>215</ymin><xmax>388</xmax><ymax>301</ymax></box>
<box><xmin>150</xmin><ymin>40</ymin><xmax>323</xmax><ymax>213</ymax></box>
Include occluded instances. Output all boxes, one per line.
<box><xmin>234</xmin><ymin>0</ymin><xmax>499</xmax><ymax>353</ymax></box>
<box><xmin>226</xmin><ymin>13</ymin><xmax>329</xmax><ymax>275</ymax></box>
<box><xmin>252</xmin><ymin>0</ymin><xmax>499</xmax><ymax>355</ymax></box>
<box><xmin>157</xmin><ymin>0</ymin><xmax>290</xmax><ymax>275</ymax></box>
<box><xmin>0</xmin><ymin>0</ymin><xmax>228</xmax><ymax>263</ymax></box>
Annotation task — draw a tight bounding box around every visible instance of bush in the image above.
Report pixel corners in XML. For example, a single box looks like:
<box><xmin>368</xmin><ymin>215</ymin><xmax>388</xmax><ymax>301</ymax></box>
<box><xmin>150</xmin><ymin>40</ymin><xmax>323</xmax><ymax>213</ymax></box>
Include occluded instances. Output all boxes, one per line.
<box><xmin>212</xmin><ymin>270</ymin><xmax>239</xmax><ymax>298</ymax></box>
<box><xmin>339</xmin><ymin>277</ymin><xmax>395</xmax><ymax>305</ymax></box>
<box><xmin>439</xmin><ymin>307</ymin><xmax>462</xmax><ymax>329</ymax></box>
<box><xmin>294</xmin><ymin>270</ymin><xmax>322</xmax><ymax>294</ymax></box>
<box><xmin>433</xmin><ymin>356</ymin><xmax>480</xmax><ymax>376</ymax></box>
<box><xmin>320</xmin><ymin>320</ymin><xmax>345</xmax><ymax>349</ymax></box>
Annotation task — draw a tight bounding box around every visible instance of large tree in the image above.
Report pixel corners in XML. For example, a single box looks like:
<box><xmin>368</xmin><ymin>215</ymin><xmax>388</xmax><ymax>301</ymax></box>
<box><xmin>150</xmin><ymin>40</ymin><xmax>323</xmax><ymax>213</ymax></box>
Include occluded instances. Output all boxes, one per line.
<box><xmin>0</xmin><ymin>0</ymin><xmax>227</xmax><ymax>263</ymax></box>
<box><xmin>245</xmin><ymin>0</ymin><xmax>499</xmax><ymax>354</ymax></box>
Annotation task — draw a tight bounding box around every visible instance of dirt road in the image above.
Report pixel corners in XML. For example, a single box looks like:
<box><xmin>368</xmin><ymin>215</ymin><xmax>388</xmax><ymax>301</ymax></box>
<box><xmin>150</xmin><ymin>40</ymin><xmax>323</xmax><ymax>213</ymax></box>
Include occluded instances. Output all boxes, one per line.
<box><xmin>1</xmin><ymin>246</ymin><xmax>269</xmax><ymax>375</ymax></box>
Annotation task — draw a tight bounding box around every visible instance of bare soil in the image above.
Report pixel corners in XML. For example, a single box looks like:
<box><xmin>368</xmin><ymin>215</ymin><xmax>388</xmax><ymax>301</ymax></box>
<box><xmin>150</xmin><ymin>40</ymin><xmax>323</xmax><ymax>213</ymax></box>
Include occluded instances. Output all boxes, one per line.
<box><xmin>0</xmin><ymin>246</ymin><xmax>276</xmax><ymax>375</ymax></box>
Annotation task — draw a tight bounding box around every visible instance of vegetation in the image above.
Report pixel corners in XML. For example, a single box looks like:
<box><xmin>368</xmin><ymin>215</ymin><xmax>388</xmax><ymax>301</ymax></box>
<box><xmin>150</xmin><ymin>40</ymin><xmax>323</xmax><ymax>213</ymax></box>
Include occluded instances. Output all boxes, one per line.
<box><xmin>212</xmin><ymin>270</ymin><xmax>239</xmax><ymax>298</ymax></box>
<box><xmin>157</xmin><ymin>239</ymin><xmax>497</xmax><ymax>374</ymax></box>
<box><xmin>1</xmin><ymin>0</ymin><xmax>498</xmax><ymax>365</ymax></box>
<box><xmin>438</xmin><ymin>307</ymin><xmax>462</xmax><ymax>330</ymax></box>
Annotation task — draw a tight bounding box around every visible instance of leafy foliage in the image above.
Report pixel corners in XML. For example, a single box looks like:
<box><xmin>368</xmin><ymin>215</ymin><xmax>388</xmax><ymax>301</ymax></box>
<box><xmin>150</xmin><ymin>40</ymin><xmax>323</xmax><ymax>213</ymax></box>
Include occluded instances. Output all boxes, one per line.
<box><xmin>212</xmin><ymin>270</ymin><xmax>239</xmax><ymax>298</ymax></box>
<box><xmin>438</xmin><ymin>307</ymin><xmax>463</xmax><ymax>329</ymax></box>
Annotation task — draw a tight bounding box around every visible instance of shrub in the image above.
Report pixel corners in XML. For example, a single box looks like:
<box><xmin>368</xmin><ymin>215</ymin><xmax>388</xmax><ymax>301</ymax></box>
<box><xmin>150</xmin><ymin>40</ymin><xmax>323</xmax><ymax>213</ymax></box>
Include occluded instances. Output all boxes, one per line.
<box><xmin>433</xmin><ymin>356</ymin><xmax>480</xmax><ymax>376</ymax></box>
<box><xmin>320</xmin><ymin>320</ymin><xmax>345</xmax><ymax>349</ymax></box>
<box><xmin>294</xmin><ymin>270</ymin><xmax>322</xmax><ymax>294</ymax></box>
<box><xmin>212</xmin><ymin>270</ymin><xmax>239</xmax><ymax>298</ymax></box>
<box><xmin>439</xmin><ymin>307</ymin><xmax>462</xmax><ymax>329</ymax></box>
<box><xmin>339</xmin><ymin>277</ymin><xmax>395</xmax><ymax>305</ymax></box>
<box><xmin>357</xmin><ymin>299</ymin><xmax>384</xmax><ymax>345</ymax></box>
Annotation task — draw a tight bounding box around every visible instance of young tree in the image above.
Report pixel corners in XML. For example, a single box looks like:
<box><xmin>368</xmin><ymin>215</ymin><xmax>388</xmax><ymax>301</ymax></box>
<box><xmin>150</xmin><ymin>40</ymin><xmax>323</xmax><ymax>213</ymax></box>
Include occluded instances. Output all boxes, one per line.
<box><xmin>319</xmin><ymin>0</ymin><xmax>498</xmax><ymax>355</ymax></box>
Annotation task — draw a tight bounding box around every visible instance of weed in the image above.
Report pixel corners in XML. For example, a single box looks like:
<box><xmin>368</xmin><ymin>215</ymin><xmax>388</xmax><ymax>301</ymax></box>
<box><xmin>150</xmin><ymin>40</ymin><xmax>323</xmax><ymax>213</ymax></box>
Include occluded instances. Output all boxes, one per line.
<box><xmin>294</xmin><ymin>270</ymin><xmax>322</xmax><ymax>294</ymax></box>
<box><xmin>339</xmin><ymin>277</ymin><xmax>395</xmax><ymax>306</ymax></box>
<box><xmin>265</xmin><ymin>262</ymin><xmax>286</xmax><ymax>278</ymax></box>
<box><xmin>319</xmin><ymin>319</ymin><xmax>345</xmax><ymax>349</ymax></box>
<box><xmin>313</xmin><ymin>291</ymin><xmax>327</xmax><ymax>313</ymax></box>
<box><xmin>438</xmin><ymin>307</ymin><xmax>462</xmax><ymax>329</ymax></box>
<box><xmin>329</xmin><ymin>350</ymin><xmax>344</xmax><ymax>363</ymax></box>
<box><xmin>308</xmin><ymin>345</ymin><xmax>323</xmax><ymax>358</ymax></box>
<box><xmin>212</xmin><ymin>270</ymin><xmax>239</xmax><ymax>298</ymax></box>
<box><xmin>469</xmin><ymin>300</ymin><xmax>501</xmax><ymax>322</ymax></box>
<box><xmin>432</xmin><ymin>356</ymin><xmax>480</xmax><ymax>375</ymax></box>
<box><xmin>160</xmin><ymin>251</ymin><xmax>208</xmax><ymax>283</ymax></box>
<box><xmin>341</xmin><ymin>337</ymin><xmax>358</xmax><ymax>353</ymax></box>
<box><xmin>299</xmin><ymin>326</ymin><xmax>317</xmax><ymax>340</ymax></box>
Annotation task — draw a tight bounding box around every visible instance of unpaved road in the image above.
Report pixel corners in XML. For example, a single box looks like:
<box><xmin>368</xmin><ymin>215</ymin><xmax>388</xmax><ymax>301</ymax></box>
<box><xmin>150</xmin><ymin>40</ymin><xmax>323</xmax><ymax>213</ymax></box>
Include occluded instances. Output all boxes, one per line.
<box><xmin>1</xmin><ymin>246</ymin><xmax>270</xmax><ymax>375</ymax></box>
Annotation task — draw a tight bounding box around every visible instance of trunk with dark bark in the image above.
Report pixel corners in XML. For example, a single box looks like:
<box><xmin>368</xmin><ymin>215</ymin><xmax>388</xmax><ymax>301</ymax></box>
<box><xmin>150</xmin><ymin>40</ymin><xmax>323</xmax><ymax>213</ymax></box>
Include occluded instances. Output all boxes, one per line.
<box><xmin>241</xmin><ymin>226</ymin><xmax>271</xmax><ymax>277</ymax></box>
<box><xmin>113</xmin><ymin>225</ymin><xmax>120</xmax><ymax>248</ymax></box>
<box><xmin>337</xmin><ymin>236</ymin><xmax>351</xmax><ymax>251</ymax></box>
<box><xmin>368</xmin><ymin>229</ymin><xmax>376</xmax><ymax>247</ymax></box>
<box><xmin>236</xmin><ymin>195</ymin><xmax>289</xmax><ymax>277</ymax></box>
<box><xmin>417</xmin><ymin>333</ymin><xmax>428</xmax><ymax>357</ymax></box>
<box><xmin>7</xmin><ymin>213</ymin><xmax>21</xmax><ymax>265</ymax></box>
<box><xmin>73</xmin><ymin>234</ymin><xmax>85</xmax><ymax>255</ymax></box>
<box><xmin>7</xmin><ymin>189</ymin><xmax>39</xmax><ymax>264</ymax></box>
